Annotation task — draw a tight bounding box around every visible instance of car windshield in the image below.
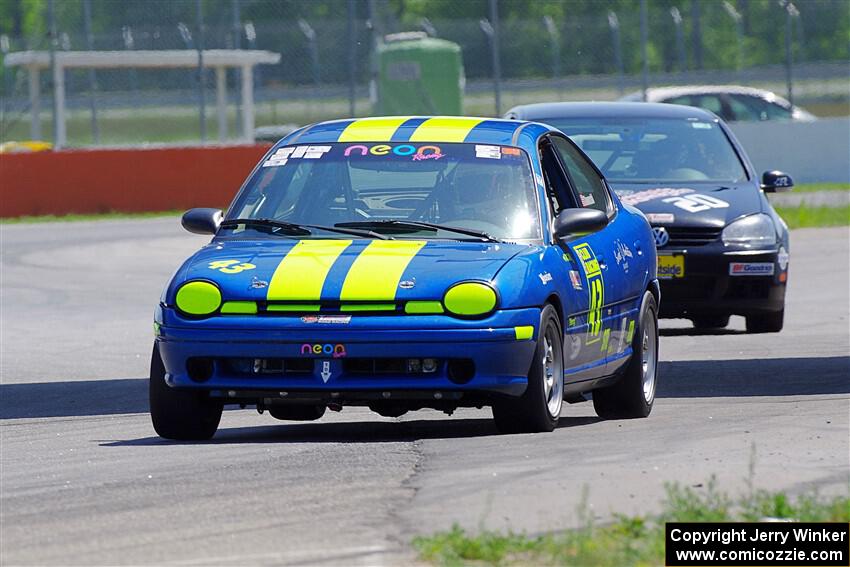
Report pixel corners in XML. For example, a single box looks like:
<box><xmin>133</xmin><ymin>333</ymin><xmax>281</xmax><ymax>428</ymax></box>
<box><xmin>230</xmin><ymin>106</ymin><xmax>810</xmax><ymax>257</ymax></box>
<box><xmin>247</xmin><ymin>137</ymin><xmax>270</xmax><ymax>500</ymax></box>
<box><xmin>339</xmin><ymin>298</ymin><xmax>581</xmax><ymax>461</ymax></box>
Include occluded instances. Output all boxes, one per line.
<box><xmin>544</xmin><ymin>117</ymin><xmax>747</xmax><ymax>184</ymax></box>
<box><xmin>226</xmin><ymin>142</ymin><xmax>541</xmax><ymax>241</ymax></box>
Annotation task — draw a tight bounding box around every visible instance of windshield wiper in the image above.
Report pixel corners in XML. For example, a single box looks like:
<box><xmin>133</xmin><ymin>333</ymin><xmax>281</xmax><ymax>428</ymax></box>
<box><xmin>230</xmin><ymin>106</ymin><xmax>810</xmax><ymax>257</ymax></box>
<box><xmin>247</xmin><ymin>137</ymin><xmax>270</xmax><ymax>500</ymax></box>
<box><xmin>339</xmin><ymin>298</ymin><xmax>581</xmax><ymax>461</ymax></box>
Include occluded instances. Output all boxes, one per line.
<box><xmin>220</xmin><ymin>218</ymin><xmax>389</xmax><ymax>240</ymax></box>
<box><xmin>336</xmin><ymin>219</ymin><xmax>501</xmax><ymax>242</ymax></box>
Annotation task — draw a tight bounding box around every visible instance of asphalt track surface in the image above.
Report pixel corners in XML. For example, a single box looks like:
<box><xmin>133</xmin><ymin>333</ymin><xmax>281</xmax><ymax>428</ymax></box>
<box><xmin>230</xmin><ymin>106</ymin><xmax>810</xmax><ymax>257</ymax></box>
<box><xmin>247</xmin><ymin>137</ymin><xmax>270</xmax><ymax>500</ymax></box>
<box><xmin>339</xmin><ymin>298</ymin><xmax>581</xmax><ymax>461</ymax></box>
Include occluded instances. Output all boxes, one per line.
<box><xmin>1</xmin><ymin>220</ymin><xmax>848</xmax><ymax>566</ymax></box>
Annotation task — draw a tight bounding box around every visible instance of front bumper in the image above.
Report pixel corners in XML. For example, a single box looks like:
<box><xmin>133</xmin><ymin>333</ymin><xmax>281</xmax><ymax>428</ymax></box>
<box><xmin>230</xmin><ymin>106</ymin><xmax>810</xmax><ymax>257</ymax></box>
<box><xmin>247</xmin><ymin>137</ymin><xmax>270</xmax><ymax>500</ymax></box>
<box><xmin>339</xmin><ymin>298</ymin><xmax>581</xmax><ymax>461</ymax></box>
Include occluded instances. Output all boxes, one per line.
<box><xmin>656</xmin><ymin>246</ymin><xmax>787</xmax><ymax>318</ymax></box>
<box><xmin>156</xmin><ymin>307</ymin><xmax>540</xmax><ymax>398</ymax></box>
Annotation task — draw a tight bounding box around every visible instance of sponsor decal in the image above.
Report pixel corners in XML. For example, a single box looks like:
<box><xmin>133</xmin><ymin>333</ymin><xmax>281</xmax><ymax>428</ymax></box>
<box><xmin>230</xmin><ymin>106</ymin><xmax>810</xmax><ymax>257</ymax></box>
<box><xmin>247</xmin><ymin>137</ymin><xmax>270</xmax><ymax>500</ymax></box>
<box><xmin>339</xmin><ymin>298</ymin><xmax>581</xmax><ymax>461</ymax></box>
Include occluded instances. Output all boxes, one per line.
<box><xmin>573</xmin><ymin>243</ymin><xmax>604</xmax><ymax>345</ymax></box>
<box><xmin>569</xmin><ymin>269</ymin><xmax>582</xmax><ymax>290</ymax></box>
<box><xmin>658</xmin><ymin>255</ymin><xmax>685</xmax><ymax>279</ymax></box>
<box><xmin>579</xmin><ymin>193</ymin><xmax>596</xmax><ymax>207</ymax></box>
<box><xmin>475</xmin><ymin>144</ymin><xmax>501</xmax><ymax>159</ymax></box>
<box><xmin>342</xmin><ymin>143</ymin><xmax>444</xmax><ymax>161</ymax></box>
<box><xmin>613</xmin><ymin>240</ymin><xmax>634</xmax><ymax>272</ymax></box>
<box><xmin>729</xmin><ymin>262</ymin><xmax>775</xmax><ymax>276</ymax></box>
<box><xmin>652</xmin><ymin>226</ymin><xmax>670</xmax><ymax>247</ymax></box>
<box><xmin>538</xmin><ymin>272</ymin><xmax>553</xmax><ymax>285</ymax></box>
<box><xmin>263</xmin><ymin>145</ymin><xmax>331</xmax><ymax>167</ymax></box>
<box><xmin>501</xmin><ymin>147</ymin><xmax>521</xmax><ymax>156</ymax></box>
<box><xmin>647</xmin><ymin>213</ymin><xmax>675</xmax><ymax>224</ymax></box>
<box><xmin>300</xmin><ymin>315</ymin><xmax>352</xmax><ymax>324</ymax></box>
<box><xmin>301</xmin><ymin>343</ymin><xmax>347</xmax><ymax>358</ymax></box>
<box><xmin>778</xmin><ymin>246</ymin><xmax>790</xmax><ymax>270</ymax></box>
<box><xmin>663</xmin><ymin>193</ymin><xmax>730</xmax><ymax>213</ymax></box>
<box><xmin>250</xmin><ymin>277</ymin><xmax>268</xmax><ymax>289</ymax></box>
<box><xmin>320</xmin><ymin>360</ymin><xmax>332</xmax><ymax>383</ymax></box>
<box><xmin>208</xmin><ymin>259</ymin><xmax>256</xmax><ymax>274</ymax></box>
<box><xmin>399</xmin><ymin>279</ymin><xmax>416</xmax><ymax>289</ymax></box>
<box><xmin>619</xmin><ymin>187</ymin><xmax>694</xmax><ymax>206</ymax></box>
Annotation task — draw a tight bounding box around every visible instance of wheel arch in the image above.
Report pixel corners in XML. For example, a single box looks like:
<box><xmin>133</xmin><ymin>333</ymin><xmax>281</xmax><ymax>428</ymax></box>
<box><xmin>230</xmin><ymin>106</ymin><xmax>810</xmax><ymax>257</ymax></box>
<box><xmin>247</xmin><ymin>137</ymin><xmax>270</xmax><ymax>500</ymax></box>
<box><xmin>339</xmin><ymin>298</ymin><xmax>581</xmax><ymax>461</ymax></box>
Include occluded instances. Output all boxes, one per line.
<box><xmin>544</xmin><ymin>293</ymin><xmax>565</xmax><ymax>331</ymax></box>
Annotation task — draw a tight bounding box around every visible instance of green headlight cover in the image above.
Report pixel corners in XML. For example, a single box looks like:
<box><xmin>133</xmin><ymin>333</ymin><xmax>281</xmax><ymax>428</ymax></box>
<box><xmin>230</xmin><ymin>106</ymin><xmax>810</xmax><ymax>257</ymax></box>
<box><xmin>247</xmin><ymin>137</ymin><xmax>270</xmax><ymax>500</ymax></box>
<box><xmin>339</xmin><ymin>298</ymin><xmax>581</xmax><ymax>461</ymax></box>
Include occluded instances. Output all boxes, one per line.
<box><xmin>444</xmin><ymin>282</ymin><xmax>497</xmax><ymax>316</ymax></box>
<box><xmin>175</xmin><ymin>281</ymin><xmax>222</xmax><ymax>315</ymax></box>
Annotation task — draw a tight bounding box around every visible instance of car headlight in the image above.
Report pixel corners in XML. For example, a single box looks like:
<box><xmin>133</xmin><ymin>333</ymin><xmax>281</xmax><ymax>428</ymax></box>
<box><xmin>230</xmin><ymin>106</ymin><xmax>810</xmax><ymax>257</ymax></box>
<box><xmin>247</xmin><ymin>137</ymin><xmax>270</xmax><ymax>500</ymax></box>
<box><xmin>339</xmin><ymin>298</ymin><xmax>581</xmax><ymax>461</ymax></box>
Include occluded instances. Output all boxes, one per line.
<box><xmin>175</xmin><ymin>280</ymin><xmax>222</xmax><ymax>316</ymax></box>
<box><xmin>443</xmin><ymin>282</ymin><xmax>497</xmax><ymax>317</ymax></box>
<box><xmin>721</xmin><ymin>214</ymin><xmax>777</xmax><ymax>248</ymax></box>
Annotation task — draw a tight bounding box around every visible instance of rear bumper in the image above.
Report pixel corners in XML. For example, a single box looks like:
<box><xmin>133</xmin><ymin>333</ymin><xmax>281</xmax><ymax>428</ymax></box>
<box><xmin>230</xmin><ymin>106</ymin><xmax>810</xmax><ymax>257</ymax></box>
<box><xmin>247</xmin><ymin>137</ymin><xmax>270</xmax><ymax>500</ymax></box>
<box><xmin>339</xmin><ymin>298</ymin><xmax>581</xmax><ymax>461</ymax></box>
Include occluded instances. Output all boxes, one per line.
<box><xmin>657</xmin><ymin>247</ymin><xmax>787</xmax><ymax>318</ymax></box>
<box><xmin>156</xmin><ymin>307</ymin><xmax>540</xmax><ymax>398</ymax></box>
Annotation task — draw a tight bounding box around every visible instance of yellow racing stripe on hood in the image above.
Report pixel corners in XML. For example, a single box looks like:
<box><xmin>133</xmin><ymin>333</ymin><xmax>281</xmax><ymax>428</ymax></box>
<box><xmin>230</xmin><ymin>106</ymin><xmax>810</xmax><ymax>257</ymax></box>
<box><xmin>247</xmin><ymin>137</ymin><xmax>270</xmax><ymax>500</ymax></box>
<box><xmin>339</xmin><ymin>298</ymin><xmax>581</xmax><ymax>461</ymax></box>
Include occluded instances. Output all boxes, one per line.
<box><xmin>337</xmin><ymin>117</ymin><xmax>413</xmax><ymax>142</ymax></box>
<box><xmin>267</xmin><ymin>240</ymin><xmax>352</xmax><ymax>301</ymax></box>
<box><xmin>408</xmin><ymin>117</ymin><xmax>484</xmax><ymax>142</ymax></box>
<box><xmin>340</xmin><ymin>240</ymin><xmax>426</xmax><ymax>301</ymax></box>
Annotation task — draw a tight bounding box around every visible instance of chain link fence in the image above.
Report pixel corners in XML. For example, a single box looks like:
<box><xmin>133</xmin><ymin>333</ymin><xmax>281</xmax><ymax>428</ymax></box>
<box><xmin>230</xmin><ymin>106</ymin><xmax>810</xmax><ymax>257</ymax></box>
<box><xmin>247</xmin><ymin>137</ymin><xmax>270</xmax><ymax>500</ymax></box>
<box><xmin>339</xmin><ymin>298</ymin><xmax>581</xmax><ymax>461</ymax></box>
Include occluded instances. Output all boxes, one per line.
<box><xmin>1</xmin><ymin>0</ymin><xmax>847</xmax><ymax>147</ymax></box>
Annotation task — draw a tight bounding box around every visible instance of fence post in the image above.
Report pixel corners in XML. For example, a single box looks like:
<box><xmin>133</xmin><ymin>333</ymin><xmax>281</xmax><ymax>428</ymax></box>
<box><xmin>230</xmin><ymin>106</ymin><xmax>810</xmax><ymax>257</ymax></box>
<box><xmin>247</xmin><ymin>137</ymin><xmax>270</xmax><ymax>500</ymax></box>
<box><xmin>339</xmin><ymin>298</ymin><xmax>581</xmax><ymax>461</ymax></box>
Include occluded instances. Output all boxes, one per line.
<box><xmin>640</xmin><ymin>0</ymin><xmax>649</xmax><ymax>101</ymax></box>
<box><xmin>722</xmin><ymin>1</ymin><xmax>744</xmax><ymax>79</ymax></box>
<box><xmin>347</xmin><ymin>0</ymin><xmax>356</xmax><ymax>117</ymax></box>
<box><xmin>47</xmin><ymin>0</ymin><xmax>62</xmax><ymax>148</ymax></box>
<box><xmin>82</xmin><ymin>0</ymin><xmax>99</xmax><ymax>144</ymax></box>
<box><xmin>232</xmin><ymin>0</ymin><xmax>242</xmax><ymax>136</ymax></box>
<box><xmin>783</xmin><ymin>1</ymin><xmax>799</xmax><ymax>106</ymax></box>
<box><xmin>670</xmin><ymin>7</ymin><xmax>686</xmax><ymax>75</ymax></box>
<box><xmin>489</xmin><ymin>0</ymin><xmax>501</xmax><ymax>116</ymax></box>
<box><xmin>543</xmin><ymin>16</ymin><xmax>560</xmax><ymax>97</ymax></box>
<box><xmin>608</xmin><ymin>11</ymin><xmax>624</xmax><ymax>96</ymax></box>
<box><xmin>196</xmin><ymin>0</ymin><xmax>206</xmax><ymax>144</ymax></box>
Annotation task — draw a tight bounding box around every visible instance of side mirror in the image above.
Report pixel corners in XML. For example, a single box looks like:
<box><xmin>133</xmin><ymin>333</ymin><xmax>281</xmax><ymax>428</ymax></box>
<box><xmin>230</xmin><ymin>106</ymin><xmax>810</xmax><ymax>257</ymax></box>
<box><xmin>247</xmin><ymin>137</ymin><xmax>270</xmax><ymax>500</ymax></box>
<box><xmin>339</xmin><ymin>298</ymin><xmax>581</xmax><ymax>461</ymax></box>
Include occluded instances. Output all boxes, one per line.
<box><xmin>761</xmin><ymin>170</ymin><xmax>794</xmax><ymax>193</ymax></box>
<box><xmin>553</xmin><ymin>208</ymin><xmax>609</xmax><ymax>239</ymax></box>
<box><xmin>181</xmin><ymin>208</ymin><xmax>222</xmax><ymax>235</ymax></box>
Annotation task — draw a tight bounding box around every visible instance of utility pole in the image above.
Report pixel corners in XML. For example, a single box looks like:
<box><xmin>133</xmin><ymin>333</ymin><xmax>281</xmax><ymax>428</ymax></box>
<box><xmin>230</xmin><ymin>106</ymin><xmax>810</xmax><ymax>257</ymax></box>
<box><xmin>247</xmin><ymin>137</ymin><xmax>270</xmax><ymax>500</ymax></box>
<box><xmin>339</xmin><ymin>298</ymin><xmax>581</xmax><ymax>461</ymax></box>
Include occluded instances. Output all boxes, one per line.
<box><xmin>640</xmin><ymin>0</ymin><xmax>649</xmax><ymax>101</ymax></box>
<box><xmin>196</xmin><ymin>0</ymin><xmax>206</xmax><ymax>143</ymax></box>
<box><xmin>82</xmin><ymin>0</ymin><xmax>99</xmax><ymax>144</ymax></box>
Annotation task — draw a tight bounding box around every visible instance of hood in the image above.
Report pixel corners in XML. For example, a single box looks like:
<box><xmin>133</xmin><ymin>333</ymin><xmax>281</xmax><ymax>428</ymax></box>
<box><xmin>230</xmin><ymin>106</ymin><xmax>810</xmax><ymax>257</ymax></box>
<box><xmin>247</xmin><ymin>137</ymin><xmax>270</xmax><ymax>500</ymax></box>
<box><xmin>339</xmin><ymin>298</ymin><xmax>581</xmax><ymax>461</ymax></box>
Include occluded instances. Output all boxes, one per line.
<box><xmin>611</xmin><ymin>182</ymin><xmax>762</xmax><ymax>228</ymax></box>
<box><xmin>174</xmin><ymin>238</ymin><xmax>525</xmax><ymax>304</ymax></box>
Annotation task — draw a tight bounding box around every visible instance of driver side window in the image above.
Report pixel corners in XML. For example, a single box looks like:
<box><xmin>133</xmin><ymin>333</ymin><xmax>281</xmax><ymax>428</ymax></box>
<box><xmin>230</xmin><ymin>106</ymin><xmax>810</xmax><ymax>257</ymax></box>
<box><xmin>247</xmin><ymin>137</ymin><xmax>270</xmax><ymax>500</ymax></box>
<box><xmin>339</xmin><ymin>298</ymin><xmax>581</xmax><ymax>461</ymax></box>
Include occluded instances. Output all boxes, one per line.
<box><xmin>550</xmin><ymin>136</ymin><xmax>613</xmax><ymax>215</ymax></box>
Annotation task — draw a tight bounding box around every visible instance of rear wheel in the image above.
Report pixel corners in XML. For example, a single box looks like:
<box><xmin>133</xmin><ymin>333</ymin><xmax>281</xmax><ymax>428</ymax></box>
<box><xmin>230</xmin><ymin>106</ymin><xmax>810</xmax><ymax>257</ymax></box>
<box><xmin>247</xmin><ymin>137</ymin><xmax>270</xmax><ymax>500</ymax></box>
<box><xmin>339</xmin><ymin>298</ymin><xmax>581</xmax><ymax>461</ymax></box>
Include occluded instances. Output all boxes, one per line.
<box><xmin>593</xmin><ymin>291</ymin><xmax>659</xmax><ymax>419</ymax></box>
<box><xmin>492</xmin><ymin>304</ymin><xmax>563</xmax><ymax>433</ymax></box>
<box><xmin>149</xmin><ymin>344</ymin><xmax>222</xmax><ymax>440</ymax></box>
<box><xmin>692</xmin><ymin>314</ymin><xmax>730</xmax><ymax>329</ymax></box>
<box><xmin>746</xmin><ymin>310</ymin><xmax>784</xmax><ymax>333</ymax></box>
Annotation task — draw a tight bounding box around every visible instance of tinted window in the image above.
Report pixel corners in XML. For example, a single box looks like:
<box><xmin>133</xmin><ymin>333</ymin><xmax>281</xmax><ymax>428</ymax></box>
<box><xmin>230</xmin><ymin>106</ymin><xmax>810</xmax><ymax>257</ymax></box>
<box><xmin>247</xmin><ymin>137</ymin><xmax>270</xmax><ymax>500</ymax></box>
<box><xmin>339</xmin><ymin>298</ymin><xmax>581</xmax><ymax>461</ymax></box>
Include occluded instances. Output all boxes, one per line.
<box><xmin>728</xmin><ymin>95</ymin><xmax>766</xmax><ymax>121</ymax></box>
<box><xmin>547</xmin><ymin>117</ymin><xmax>747</xmax><ymax>184</ymax></box>
<box><xmin>550</xmin><ymin>136</ymin><xmax>611</xmax><ymax>214</ymax></box>
<box><xmin>229</xmin><ymin>142</ymin><xmax>541</xmax><ymax>240</ymax></box>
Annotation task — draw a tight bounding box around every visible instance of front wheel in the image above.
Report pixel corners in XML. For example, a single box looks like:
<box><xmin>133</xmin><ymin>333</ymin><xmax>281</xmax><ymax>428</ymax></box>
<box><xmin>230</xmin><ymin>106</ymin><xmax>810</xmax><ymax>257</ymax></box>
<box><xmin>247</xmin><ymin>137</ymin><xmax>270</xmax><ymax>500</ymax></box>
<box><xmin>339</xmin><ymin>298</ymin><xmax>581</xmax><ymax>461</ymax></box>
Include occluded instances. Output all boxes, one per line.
<box><xmin>149</xmin><ymin>344</ymin><xmax>222</xmax><ymax>440</ymax></box>
<box><xmin>593</xmin><ymin>291</ymin><xmax>659</xmax><ymax>419</ymax></box>
<box><xmin>492</xmin><ymin>304</ymin><xmax>563</xmax><ymax>433</ymax></box>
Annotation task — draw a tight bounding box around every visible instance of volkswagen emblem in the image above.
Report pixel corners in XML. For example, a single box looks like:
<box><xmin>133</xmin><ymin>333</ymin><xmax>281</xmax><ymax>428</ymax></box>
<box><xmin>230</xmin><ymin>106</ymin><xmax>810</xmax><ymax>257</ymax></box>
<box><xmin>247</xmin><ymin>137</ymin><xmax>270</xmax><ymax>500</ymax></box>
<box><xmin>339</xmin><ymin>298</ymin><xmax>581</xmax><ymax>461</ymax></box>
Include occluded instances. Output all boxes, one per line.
<box><xmin>652</xmin><ymin>226</ymin><xmax>670</xmax><ymax>248</ymax></box>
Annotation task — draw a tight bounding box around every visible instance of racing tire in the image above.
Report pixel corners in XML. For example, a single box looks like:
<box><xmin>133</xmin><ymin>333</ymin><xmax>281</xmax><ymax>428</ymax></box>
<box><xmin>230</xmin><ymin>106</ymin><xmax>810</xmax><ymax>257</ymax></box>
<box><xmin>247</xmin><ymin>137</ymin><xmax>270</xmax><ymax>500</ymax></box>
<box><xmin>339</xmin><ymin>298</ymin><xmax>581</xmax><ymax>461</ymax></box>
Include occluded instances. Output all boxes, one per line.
<box><xmin>149</xmin><ymin>343</ymin><xmax>222</xmax><ymax>440</ymax></box>
<box><xmin>593</xmin><ymin>291</ymin><xmax>659</xmax><ymax>419</ymax></box>
<box><xmin>269</xmin><ymin>405</ymin><xmax>326</xmax><ymax>421</ymax></box>
<box><xmin>492</xmin><ymin>304</ymin><xmax>563</xmax><ymax>434</ymax></box>
<box><xmin>746</xmin><ymin>310</ymin><xmax>784</xmax><ymax>333</ymax></box>
<box><xmin>692</xmin><ymin>314</ymin><xmax>730</xmax><ymax>329</ymax></box>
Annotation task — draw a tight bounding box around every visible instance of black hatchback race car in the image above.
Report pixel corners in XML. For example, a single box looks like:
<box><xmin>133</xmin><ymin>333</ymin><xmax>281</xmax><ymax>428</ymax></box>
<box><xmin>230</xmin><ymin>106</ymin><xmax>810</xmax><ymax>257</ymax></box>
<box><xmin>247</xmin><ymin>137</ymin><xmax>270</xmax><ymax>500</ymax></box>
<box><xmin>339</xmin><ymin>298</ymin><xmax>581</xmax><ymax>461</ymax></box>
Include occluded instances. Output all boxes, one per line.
<box><xmin>506</xmin><ymin>102</ymin><xmax>792</xmax><ymax>333</ymax></box>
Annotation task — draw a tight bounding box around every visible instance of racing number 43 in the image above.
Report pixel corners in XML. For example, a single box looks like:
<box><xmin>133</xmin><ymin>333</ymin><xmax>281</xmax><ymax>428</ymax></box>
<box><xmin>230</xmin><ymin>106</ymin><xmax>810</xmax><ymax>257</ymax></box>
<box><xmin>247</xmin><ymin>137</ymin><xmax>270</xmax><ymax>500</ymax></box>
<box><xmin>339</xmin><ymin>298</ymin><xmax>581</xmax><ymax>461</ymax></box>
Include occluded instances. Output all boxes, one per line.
<box><xmin>574</xmin><ymin>243</ymin><xmax>604</xmax><ymax>345</ymax></box>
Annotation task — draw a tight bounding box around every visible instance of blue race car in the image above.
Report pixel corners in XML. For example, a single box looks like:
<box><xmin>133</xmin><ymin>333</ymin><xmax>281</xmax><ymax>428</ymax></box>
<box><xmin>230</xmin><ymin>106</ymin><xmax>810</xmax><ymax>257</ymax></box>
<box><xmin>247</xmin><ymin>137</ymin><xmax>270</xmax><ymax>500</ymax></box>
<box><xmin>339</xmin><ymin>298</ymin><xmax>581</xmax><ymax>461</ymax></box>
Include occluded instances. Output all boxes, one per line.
<box><xmin>151</xmin><ymin>116</ymin><xmax>660</xmax><ymax>439</ymax></box>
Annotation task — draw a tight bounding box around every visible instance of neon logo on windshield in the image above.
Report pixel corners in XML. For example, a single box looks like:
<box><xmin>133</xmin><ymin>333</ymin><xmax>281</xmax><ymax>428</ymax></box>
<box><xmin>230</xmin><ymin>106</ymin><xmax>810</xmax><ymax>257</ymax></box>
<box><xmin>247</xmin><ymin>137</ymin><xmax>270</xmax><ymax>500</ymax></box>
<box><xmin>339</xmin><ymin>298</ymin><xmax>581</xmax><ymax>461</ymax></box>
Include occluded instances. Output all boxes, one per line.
<box><xmin>343</xmin><ymin>144</ymin><xmax>444</xmax><ymax>160</ymax></box>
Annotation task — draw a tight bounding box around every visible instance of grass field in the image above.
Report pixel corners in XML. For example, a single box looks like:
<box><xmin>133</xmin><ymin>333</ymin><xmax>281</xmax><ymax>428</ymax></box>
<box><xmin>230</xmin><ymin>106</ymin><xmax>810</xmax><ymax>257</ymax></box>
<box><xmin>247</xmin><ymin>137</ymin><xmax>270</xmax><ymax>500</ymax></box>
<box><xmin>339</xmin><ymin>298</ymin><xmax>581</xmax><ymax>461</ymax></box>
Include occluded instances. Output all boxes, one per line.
<box><xmin>413</xmin><ymin>479</ymin><xmax>850</xmax><ymax>567</ymax></box>
<box><xmin>793</xmin><ymin>183</ymin><xmax>850</xmax><ymax>192</ymax></box>
<box><xmin>776</xmin><ymin>205</ymin><xmax>850</xmax><ymax>228</ymax></box>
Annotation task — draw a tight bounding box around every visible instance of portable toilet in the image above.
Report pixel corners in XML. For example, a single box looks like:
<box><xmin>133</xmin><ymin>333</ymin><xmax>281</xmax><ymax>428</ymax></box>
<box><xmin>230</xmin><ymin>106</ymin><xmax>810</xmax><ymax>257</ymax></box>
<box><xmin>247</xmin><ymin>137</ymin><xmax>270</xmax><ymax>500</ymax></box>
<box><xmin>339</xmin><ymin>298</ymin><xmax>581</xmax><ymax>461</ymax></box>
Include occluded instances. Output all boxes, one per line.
<box><xmin>374</xmin><ymin>33</ymin><xmax>464</xmax><ymax>115</ymax></box>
